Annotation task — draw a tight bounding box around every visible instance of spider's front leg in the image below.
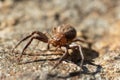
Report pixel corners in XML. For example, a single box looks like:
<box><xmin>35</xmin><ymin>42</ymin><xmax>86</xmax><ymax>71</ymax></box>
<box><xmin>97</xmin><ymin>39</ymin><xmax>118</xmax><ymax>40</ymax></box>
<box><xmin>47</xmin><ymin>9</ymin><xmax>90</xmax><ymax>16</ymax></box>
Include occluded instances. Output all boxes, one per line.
<box><xmin>12</xmin><ymin>31</ymin><xmax>49</xmax><ymax>62</ymax></box>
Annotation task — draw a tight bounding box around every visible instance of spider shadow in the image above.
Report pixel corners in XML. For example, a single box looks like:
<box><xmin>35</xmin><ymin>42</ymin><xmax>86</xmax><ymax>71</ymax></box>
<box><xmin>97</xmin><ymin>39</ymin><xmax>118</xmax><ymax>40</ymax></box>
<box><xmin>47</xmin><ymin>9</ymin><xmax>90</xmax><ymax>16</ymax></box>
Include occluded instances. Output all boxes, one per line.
<box><xmin>20</xmin><ymin>50</ymin><xmax>63</xmax><ymax>64</ymax></box>
<box><xmin>56</xmin><ymin>61</ymin><xmax>102</xmax><ymax>79</ymax></box>
<box><xmin>48</xmin><ymin>47</ymin><xmax>102</xmax><ymax>79</ymax></box>
<box><xmin>20</xmin><ymin>46</ymin><xmax>102</xmax><ymax>79</ymax></box>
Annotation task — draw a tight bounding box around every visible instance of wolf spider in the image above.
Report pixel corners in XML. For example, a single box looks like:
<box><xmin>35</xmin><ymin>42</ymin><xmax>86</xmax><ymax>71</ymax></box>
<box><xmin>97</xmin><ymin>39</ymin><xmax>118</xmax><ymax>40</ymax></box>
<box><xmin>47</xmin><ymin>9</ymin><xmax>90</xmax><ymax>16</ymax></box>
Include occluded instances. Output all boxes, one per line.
<box><xmin>12</xmin><ymin>24</ymin><xmax>90</xmax><ymax>70</ymax></box>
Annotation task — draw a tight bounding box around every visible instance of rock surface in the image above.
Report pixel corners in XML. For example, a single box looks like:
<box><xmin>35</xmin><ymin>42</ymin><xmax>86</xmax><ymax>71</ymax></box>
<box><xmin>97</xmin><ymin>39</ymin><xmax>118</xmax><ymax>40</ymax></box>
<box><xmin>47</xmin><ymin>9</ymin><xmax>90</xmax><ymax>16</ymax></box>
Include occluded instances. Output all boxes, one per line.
<box><xmin>0</xmin><ymin>0</ymin><xmax>120</xmax><ymax>80</ymax></box>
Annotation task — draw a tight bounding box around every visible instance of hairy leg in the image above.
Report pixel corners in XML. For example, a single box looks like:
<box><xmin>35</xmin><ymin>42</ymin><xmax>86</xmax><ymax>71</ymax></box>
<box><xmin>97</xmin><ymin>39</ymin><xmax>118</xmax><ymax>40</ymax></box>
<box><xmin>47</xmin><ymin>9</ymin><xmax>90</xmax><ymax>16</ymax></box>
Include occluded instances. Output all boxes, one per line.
<box><xmin>12</xmin><ymin>31</ymin><xmax>48</xmax><ymax>53</ymax></box>
<box><xmin>69</xmin><ymin>43</ymin><xmax>84</xmax><ymax>67</ymax></box>
<box><xmin>73</xmin><ymin>38</ymin><xmax>92</xmax><ymax>48</ymax></box>
<box><xmin>73</xmin><ymin>38</ymin><xmax>88</xmax><ymax>43</ymax></box>
<box><xmin>51</xmin><ymin>47</ymin><xmax>69</xmax><ymax>71</ymax></box>
<box><xmin>78</xmin><ymin>45</ymin><xmax>84</xmax><ymax>67</ymax></box>
<box><xmin>17</xmin><ymin>35</ymin><xmax>49</xmax><ymax>62</ymax></box>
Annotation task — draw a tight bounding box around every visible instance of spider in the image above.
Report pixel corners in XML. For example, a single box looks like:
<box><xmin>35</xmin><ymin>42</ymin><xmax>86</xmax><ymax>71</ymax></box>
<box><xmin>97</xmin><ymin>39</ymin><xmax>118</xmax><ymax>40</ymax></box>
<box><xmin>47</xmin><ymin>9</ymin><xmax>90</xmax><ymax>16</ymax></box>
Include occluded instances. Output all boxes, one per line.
<box><xmin>12</xmin><ymin>24</ymin><xmax>90</xmax><ymax>70</ymax></box>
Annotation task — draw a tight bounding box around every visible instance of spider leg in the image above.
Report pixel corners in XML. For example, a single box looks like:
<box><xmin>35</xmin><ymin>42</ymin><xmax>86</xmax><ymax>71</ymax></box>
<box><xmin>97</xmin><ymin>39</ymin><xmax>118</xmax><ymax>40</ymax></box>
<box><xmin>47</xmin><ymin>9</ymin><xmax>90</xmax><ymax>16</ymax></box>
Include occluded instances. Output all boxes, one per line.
<box><xmin>73</xmin><ymin>38</ymin><xmax>92</xmax><ymax>48</ymax></box>
<box><xmin>18</xmin><ymin>35</ymin><xmax>48</xmax><ymax>61</ymax></box>
<box><xmin>12</xmin><ymin>31</ymin><xmax>48</xmax><ymax>53</ymax></box>
<box><xmin>12</xmin><ymin>34</ymin><xmax>32</xmax><ymax>53</ymax></box>
<box><xmin>50</xmin><ymin>47</ymin><xmax>69</xmax><ymax>71</ymax></box>
<box><xmin>69</xmin><ymin>43</ymin><xmax>84</xmax><ymax>67</ymax></box>
<box><xmin>78</xmin><ymin>45</ymin><xmax>84</xmax><ymax>67</ymax></box>
<box><xmin>47</xmin><ymin>43</ymin><xmax>50</xmax><ymax>50</ymax></box>
<box><xmin>19</xmin><ymin>37</ymin><xmax>35</xmax><ymax>59</ymax></box>
<box><xmin>73</xmin><ymin>38</ymin><xmax>88</xmax><ymax>43</ymax></box>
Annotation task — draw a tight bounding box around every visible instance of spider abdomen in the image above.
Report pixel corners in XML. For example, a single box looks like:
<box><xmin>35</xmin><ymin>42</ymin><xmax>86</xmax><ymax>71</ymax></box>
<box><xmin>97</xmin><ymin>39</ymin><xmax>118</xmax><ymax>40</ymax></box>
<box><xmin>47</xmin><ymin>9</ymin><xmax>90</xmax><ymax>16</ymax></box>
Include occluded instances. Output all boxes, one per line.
<box><xmin>64</xmin><ymin>26</ymin><xmax>76</xmax><ymax>41</ymax></box>
<box><xmin>61</xmin><ymin>24</ymin><xmax>77</xmax><ymax>41</ymax></box>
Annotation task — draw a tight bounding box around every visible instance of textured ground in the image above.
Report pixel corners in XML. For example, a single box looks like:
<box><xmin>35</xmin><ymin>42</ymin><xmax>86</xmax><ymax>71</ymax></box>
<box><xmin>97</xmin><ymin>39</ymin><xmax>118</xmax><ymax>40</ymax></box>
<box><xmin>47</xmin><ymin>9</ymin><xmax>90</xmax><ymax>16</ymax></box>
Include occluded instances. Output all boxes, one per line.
<box><xmin>0</xmin><ymin>0</ymin><xmax>120</xmax><ymax>80</ymax></box>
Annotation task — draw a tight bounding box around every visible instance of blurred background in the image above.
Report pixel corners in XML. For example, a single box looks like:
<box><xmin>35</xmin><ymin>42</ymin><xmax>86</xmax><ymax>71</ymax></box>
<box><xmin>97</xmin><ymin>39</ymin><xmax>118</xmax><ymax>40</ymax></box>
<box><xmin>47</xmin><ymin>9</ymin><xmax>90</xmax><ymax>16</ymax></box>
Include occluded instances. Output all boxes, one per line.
<box><xmin>0</xmin><ymin>0</ymin><xmax>120</xmax><ymax>50</ymax></box>
<box><xmin>0</xmin><ymin>0</ymin><xmax>120</xmax><ymax>80</ymax></box>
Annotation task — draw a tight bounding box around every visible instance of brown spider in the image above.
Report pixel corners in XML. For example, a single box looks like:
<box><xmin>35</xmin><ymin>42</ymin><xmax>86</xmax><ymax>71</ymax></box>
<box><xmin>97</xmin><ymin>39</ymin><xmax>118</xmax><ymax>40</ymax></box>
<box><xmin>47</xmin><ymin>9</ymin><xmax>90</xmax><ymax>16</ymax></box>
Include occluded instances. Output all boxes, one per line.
<box><xmin>12</xmin><ymin>24</ymin><xmax>90</xmax><ymax>70</ymax></box>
